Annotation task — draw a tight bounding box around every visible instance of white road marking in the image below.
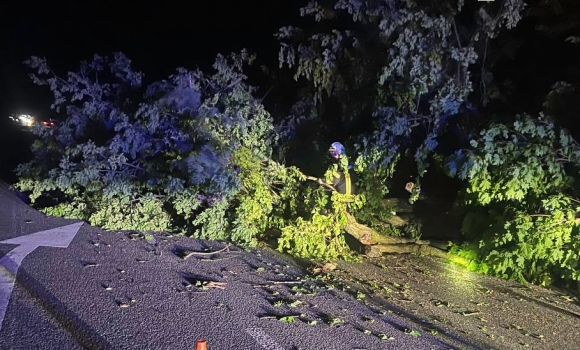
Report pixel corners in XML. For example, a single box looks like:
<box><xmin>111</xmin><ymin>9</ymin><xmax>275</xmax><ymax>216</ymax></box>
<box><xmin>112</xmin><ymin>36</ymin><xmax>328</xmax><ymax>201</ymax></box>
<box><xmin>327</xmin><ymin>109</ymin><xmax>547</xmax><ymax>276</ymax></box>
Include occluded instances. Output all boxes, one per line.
<box><xmin>246</xmin><ymin>327</ymin><xmax>285</xmax><ymax>350</ymax></box>
<box><xmin>0</xmin><ymin>222</ymin><xmax>83</xmax><ymax>331</ymax></box>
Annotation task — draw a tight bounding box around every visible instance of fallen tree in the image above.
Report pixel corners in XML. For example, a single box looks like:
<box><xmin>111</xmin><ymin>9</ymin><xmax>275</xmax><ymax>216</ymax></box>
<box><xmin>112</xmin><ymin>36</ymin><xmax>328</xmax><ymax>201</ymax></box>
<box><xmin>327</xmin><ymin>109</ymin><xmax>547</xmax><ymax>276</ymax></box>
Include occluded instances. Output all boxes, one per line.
<box><xmin>285</xmin><ymin>173</ymin><xmax>455</xmax><ymax>260</ymax></box>
<box><xmin>17</xmin><ymin>51</ymin><xmax>449</xmax><ymax>263</ymax></box>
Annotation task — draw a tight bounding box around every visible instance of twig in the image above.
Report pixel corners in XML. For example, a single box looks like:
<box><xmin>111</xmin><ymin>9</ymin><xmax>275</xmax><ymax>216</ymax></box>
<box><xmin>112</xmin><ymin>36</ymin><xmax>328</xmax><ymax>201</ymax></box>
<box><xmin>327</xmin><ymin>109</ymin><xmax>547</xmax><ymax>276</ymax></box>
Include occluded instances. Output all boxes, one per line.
<box><xmin>415</xmin><ymin>93</ymin><xmax>421</xmax><ymax>114</ymax></box>
<box><xmin>451</xmin><ymin>18</ymin><xmax>462</xmax><ymax>49</ymax></box>
<box><xmin>182</xmin><ymin>244</ymin><xmax>232</xmax><ymax>260</ymax></box>
<box><xmin>251</xmin><ymin>281</ymin><xmax>304</xmax><ymax>288</ymax></box>
<box><xmin>205</xmin><ymin>281</ymin><xmax>227</xmax><ymax>290</ymax></box>
<box><xmin>257</xmin><ymin>315</ymin><xmax>278</xmax><ymax>320</ymax></box>
<box><xmin>205</xmin><ymin>78</ymin><xmax>217</xmax><ymax>91</ymax></box>
<box><xmin>481</xmin><ymin>37</ymin><xmax>489</xmax><ymax>106</ymax></box>
<box><xmin>461</xmin><ymin>310</ymin><xmax>481</xmax><ymax>316</ymax></box>
<box><xmin>220</xmin><ymin>77</ymin><xmax>243</xmax><ymax>93</ymax></box>
<box><xmin>259</xmin><ymin>85</ymin><xmax>274</xmax><ymax>102</ymax></box>
<box><xmin>261</xmin><ymin>156</ymin><xmax>338</xmax><ymax>192</ymax></box>
<box><xmin>199</xmin><ymin>256</ymin><xmax>237</xmax><ymax>262</ymax></box>
<box><xmin>305</xmin><ymin>175</ymin><xmax>338</xmax><ymax>192</ymax></box>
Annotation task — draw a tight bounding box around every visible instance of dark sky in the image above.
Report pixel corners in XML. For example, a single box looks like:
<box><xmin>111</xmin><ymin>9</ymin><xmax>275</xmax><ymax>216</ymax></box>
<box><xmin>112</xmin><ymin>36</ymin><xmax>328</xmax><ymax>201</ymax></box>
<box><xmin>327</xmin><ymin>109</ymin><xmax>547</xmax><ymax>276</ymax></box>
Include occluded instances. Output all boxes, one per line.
<box><xmin>0</xmin><ymin>0</ymin><xmax>307</xmax><ymax>117</ymax></box>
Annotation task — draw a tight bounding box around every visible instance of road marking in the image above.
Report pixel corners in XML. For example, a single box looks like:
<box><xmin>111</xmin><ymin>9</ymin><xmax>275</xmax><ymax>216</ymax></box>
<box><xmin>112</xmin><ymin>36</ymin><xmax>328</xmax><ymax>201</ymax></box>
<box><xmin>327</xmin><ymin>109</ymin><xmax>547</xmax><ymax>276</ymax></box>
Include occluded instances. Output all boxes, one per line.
<box><xmin>246</xmin><ymin>327</ymin><xmax>285</xmax><ymax>350</ymax></box>
<box><xmin>0</xmin><ymin>222</ymin><xmax>83</xmax><ymax>331</ymax></box>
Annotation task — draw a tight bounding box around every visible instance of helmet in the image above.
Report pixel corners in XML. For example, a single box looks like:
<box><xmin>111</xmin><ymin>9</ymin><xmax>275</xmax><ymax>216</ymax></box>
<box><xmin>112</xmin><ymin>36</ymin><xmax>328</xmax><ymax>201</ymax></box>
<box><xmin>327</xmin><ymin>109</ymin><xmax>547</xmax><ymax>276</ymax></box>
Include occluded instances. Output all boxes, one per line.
<box><xmin>328</xmin><ymin>142</ymin><xmax>346</xmax><ymax>159</ymax></box>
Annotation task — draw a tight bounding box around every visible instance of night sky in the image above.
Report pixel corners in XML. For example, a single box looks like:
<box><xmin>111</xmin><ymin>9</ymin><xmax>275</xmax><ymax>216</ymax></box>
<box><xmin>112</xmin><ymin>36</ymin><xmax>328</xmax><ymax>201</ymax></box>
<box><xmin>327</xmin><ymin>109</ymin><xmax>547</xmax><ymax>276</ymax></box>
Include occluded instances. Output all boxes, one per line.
<box><xmin>0</xmin><ymin>0</ymin><xmax>307</xmax><ymax>118</ymax></box>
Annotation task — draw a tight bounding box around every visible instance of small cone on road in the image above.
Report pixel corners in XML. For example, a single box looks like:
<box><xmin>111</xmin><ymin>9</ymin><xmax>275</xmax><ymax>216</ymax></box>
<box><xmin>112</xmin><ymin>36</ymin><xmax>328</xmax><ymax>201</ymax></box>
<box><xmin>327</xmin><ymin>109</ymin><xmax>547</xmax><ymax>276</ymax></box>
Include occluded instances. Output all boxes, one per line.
<box><xmin>196</xmin><ymin>339</ymin><xmax>208</xmax><ymax>350</ymax></box>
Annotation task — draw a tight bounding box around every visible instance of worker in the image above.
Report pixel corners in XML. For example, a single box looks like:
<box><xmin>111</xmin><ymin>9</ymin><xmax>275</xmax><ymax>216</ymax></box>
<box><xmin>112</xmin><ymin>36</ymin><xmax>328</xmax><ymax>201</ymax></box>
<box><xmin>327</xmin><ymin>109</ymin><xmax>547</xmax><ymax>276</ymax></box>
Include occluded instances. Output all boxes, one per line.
<box><xmin>317</xmin><ymin>142</ymin><xmax>357</xmax><ymax>195</ymax></box>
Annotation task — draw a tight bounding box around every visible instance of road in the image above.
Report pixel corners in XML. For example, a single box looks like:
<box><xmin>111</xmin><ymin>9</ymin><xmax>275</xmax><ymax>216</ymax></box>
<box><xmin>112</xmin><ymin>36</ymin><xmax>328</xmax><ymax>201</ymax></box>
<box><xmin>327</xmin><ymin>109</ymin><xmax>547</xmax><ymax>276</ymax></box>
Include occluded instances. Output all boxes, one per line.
<box><xmin>0</xmin><ymin>181</ymin><xmax>462</xmax><ymax>350</ymax></box>
<box><xmin>1</xmin><ymin>119</ymin><xmax>578</xmax><ymax>350</ymax></box>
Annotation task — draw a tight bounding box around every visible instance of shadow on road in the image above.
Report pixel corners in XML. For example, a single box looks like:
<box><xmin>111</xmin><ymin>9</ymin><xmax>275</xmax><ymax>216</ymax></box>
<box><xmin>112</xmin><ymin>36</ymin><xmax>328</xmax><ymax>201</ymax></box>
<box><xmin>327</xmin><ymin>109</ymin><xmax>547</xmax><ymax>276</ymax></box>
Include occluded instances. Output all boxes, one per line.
<box><xmin>8</xmin><ymin>267</ymin><xmax>112</xmax><ymax>349</ymax></box>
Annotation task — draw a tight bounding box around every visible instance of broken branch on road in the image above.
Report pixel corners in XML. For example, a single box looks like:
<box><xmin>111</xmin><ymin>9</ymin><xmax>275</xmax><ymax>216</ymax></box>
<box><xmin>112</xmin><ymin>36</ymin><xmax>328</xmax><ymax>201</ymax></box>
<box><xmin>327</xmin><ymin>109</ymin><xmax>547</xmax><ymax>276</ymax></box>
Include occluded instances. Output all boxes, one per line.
<box><xmin>178</xmin><ymin>244</ymin><xmax>236</xmax><ymax>260</ymax></box>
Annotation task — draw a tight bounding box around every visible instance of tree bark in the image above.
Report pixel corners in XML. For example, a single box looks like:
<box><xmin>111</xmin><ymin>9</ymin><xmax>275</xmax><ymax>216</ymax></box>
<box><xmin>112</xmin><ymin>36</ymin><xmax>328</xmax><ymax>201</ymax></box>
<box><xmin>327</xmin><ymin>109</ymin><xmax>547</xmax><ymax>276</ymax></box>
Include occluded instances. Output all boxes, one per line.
<box><xmin>363</xmin><ymin>243</ymin><xmax>450</xmax><ymax>258</ymax></box>
<box><xmin>343</xmin><ymin>212</ymin><xmax>457</xmax><ymax>260</ymax></box>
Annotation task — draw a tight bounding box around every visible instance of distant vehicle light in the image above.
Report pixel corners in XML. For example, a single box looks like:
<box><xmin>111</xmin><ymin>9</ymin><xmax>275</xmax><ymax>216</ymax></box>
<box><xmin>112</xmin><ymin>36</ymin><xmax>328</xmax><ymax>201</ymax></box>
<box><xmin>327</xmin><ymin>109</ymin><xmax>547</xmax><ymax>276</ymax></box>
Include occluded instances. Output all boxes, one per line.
<box><xmin>16</xmin><ymin>114</ymin><xmax>35</xmax><ymax>127</ymax></box>
<box><xmin>42</xmin><ymin>119</ymin><xmax>57</xmax><ymax>128</ymax></box>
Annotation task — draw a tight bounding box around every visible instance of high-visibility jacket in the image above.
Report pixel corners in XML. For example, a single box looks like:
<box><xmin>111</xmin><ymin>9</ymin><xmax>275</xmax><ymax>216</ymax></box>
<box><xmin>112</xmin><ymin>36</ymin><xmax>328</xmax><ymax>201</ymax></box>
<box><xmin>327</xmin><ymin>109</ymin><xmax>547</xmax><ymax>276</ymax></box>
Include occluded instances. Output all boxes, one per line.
<box><xmin>329</xmin><ymin>167</ymin><xmax>357</xmax><ymax>195</ymax></box>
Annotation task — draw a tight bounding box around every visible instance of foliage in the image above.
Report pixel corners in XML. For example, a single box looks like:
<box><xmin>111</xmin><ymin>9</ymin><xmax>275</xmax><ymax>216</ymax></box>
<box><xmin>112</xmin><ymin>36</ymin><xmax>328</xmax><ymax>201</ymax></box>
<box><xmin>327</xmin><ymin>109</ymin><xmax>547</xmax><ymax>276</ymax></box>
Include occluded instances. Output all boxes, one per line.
<box><xmin>447</xmin><ymin>115</ymin><xmax>580</xmax><ymax>286</ymax></box>
<box><xmin>351</xmin><ymin>147</ymin><xmax>403</xmax><ymax>236</ymax></box>
<box><xmin>278</xmin><ymin>154</ymin><xmax>365</xmax><ymax>260</ymax></box>
<box><xmin>16</xmin><ymin>51</ymin><xmax>277</xmax><ymax>246</ymax></box>
<box><xmin>21</xmin><ymin>0</ymin><xmax>580</xmax><ymax>279</ymax></box>
<box><xmin>16</xmin><ymin>51</ymin><xmax>374</xmax><ymax>261</ymax></box>
<box><xmin>449</xmin><ymin>115</ymin><xmax>580</xmax><ymax>204</ymax></box>
<box><xmin>274</xmin><ymin>0</ymin><xmax>527</xmax><ymax>251</ymax></box>
<box><xmin>448</xmin><ymin>241</ymin><xmax>489</xmax><ymax>274</ymax></box>
<box><xmin>89</xmin><ymin>194</ymin><xmax>171</xmax><ymax>232</ymax></box>
<box><xmin>278</xmin><ymin>192</ymin><xmax>362</xmax><ymax>261</ymax></box>
<box><xmin>277</xmin><ymin>1</ymin><xmax>525</xmax><ymax>165</ymax></box>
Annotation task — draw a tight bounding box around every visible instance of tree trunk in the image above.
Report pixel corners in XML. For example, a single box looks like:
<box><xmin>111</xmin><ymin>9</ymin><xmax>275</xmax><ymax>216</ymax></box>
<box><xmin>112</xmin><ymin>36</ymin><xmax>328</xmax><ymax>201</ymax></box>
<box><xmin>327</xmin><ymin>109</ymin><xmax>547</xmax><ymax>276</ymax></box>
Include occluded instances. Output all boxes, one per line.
<box><xmin>343</xmin><ymin>212</ymin><xmax>457</xmax><ymax>260</ymax></box>
<box><xmin>363</xmin><ymin>243</ymin><xmax>450</xmax><ymax>258</ymax></box>
<box><xmin>344</xmin><ymin>212</ymin><xmax>429</xmax><ymax>245</ymax></box>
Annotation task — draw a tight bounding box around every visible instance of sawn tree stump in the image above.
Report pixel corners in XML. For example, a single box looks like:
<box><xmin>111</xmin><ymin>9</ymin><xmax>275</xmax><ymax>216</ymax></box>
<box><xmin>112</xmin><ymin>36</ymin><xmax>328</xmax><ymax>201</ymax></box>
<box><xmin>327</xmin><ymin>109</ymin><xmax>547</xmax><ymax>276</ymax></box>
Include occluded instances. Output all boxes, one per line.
<box><xmin>343</xmin><ymin>212</ymin><xmax>453</xmax><ymax>259</ymax></box>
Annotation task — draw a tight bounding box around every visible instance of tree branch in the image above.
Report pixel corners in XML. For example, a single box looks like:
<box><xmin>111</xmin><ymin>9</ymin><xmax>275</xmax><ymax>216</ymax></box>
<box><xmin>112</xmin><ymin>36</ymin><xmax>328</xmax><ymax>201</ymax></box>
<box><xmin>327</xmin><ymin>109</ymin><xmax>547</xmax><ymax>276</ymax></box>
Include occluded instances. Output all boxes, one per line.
<box><xmin>220</xmin><ymin>77</ymin><xmax>244</xmax><ymax>93</ymax></box>
<box><xmin>182</xmin><ymin>244</ymin><xmax>233</xmax><ymax>260</ymax></box>
<box><xmin>452</xmin><ymin>18</ymin><xmax>463</xmax><ymax>49</ymax></box>
<box><xmin>304</xmin><ymin>175</ymin><xmax>338</xmax><ymax>192</ymax></box>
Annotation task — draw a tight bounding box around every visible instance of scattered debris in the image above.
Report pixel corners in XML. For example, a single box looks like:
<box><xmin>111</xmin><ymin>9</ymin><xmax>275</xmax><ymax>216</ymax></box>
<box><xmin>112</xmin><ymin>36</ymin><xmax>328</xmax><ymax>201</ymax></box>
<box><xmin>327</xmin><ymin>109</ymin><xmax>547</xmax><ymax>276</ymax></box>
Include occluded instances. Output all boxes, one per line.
<box><xmin>199</xmin><ymin>256</ymin><xmax>236</xmax><ymax>262</ymax></box>
<box><xmin>461</xmin><ymin>310</ymin><xmax>481</xmax><ymax>317</ymax></box>
<box><xmin>257</xmin><ymin>313</ymin><xmax>302</xmax><ymax>323</ymax></box>
<box><xmin>180</xmin><ymin>244</ymin><xmax>234</xmax><ymax>260</ymax></box>
<box><xmin>203</xmin><ymin>281</ymin><xmax>226</xmax><ymax>290</ymax></box>
<box><xmin>127</xmin><ymin>232</ymin><xmax>141</xmax><ymax>240</ymax></box>
<box><xmin>377</xmin><ymin>333</ymin><xmax>395</xmax><ymax>341</ymax></box>
<box><xmin>405</xmin><ymin>329</ymin><xmax>421</xmax><ymax>337</ymax></box>
<box><xmin>117</xmin><ymin>301</ymin><xmax>131</xmax><ymax>308</ymax></box>
<box><xmin>182</xmin><ymin>274</ymin><xmax>227</xmax><ymax>292</ymax></box>
<box><xmin>312</xmin><ymin>262</ymin><xmax>337</xmax><ymax>275</ymax></box>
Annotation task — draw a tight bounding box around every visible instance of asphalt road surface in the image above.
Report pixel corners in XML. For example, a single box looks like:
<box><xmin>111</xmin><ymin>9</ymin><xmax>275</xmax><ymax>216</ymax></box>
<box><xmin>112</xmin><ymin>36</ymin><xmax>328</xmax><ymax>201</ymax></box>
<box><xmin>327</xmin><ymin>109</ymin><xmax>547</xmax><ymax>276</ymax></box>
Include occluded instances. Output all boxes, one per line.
<box><xmin>2</xmin><ymin>119</ymin><xmax>577</xmax><ymax>350</ymax></box>
<box><xmin>0</xmin><ymin>181</ymin><xmax>465</xmax><ymax>350</ymax></box>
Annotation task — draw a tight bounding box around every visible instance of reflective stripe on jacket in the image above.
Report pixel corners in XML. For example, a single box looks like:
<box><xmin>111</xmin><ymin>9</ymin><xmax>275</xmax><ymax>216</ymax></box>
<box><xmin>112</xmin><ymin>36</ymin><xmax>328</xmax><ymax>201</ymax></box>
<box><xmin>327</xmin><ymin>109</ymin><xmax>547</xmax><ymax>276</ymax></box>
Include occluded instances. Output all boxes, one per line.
<box><xmin>330</xmin><ymin>169</ymin><xmax>356</xmax><ymax>195</ymax></box>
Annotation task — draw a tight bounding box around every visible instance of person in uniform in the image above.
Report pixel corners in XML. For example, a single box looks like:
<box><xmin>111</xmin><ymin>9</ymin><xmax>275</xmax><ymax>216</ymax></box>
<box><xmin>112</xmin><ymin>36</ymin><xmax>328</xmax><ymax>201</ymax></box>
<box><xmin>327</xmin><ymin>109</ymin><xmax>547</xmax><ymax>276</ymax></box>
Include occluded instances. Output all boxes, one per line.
<box><xmin>317</xmin><ymin>142</ymin><xmax>357</xmax><ymax>195</ymax></box>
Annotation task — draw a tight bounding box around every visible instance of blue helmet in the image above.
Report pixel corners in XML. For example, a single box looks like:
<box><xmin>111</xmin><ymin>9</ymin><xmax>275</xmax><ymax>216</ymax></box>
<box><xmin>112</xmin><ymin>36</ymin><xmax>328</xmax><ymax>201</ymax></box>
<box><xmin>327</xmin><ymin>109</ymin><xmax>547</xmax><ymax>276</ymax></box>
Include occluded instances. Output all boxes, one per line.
<box><xmin>329</xmin><ymin>142</ymin><xmax>346</xmax><ymax>159</ymax></box>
